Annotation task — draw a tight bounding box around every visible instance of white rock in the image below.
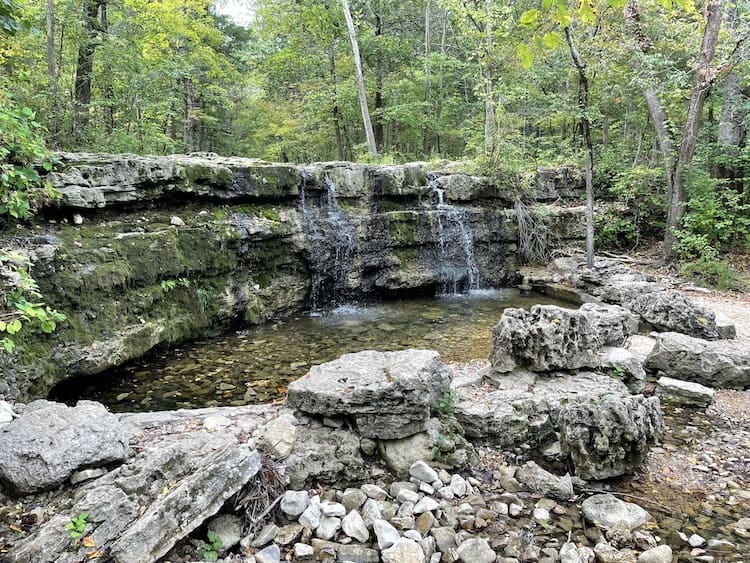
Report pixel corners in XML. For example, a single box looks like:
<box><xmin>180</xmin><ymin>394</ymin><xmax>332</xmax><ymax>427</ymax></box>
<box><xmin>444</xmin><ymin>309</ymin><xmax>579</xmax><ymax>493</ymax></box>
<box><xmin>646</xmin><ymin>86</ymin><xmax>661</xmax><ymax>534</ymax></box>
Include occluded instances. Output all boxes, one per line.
<box><xmin>361</xmin><ymin>483</ymin><xmax>388</xmax><ymax>500</ymax></box>
<box><xmin>382</xmin><ymin>538</ymin><xmax>426</xmax><ymax>563</ymax></box>
<box><xmin>255</xmin><ymin>543</ymin><xmax>281</xmax><ymax>563</ymax></box>
<box><xmin>281</xmin><ymin>490</ymin><xmax>309</xmax><ymax>518</ymax></box>
<box><xmin>396</xmin><ymin>489</ymin><xmax>420</xmax><ymax>504</ymax></box>
<box><xmin>404</xmin><ymin>530</ymin><xmax>423</xmax><ymax>542</ymax></box>
<box><xmin>203</xmin><ymin>415</ymin><xmax>231</xmax><ymax>430</ymax></box>
<box><xmin>341</xmin><ymin>510</ymin><xmax>369</xmax><ymax>543</ymax></box>
<box><xmin>456</xmin><ymin>537</ymin><xmax>496</xmax><ymax>563</ymax></box>
<box><xmin>533</xmin><ymin>507</ymin><xmax>551</xmax><ymax>522</ymax></box>
<box><xmin>299</xmin><ymin>502</ymin><xmax>322</xmax><ymax>529</ymax></box>
<box><xmin>374</xmin><ymin>519</ymin><xmax>401</xmax><ymax>550</ymax></box>
<box><xmin>410</xmin><ymin>460</ymin><xmax>439</xmax><ymax>484</ymax></box>
<box><xmin>362</xmin><ymin>498</ymin><xmax>382</xmax><ymax>529</ymax></box>
<box><xmin>509</xmin><ymin>503</ymin><xmax>523</xmax><ymax>517</ymax></box>
<box><xmin>638</xmin><ymin>545</ymin><xmax>672</xmax><ymax>563</ymax></box>
<box><xmin>560</xmin><ymin>541</ymin><xmax>583</xmax><ymax>563</ymax></box>
<box><xmin>438</xmin><ymin>487</ymin><xmax>455</xmax><ymax>500</ymax></box>
<box><xmin>688</xmin><ymin>534</ymin><xmax>706</xmax><ymax>547</ymax></box>
<box><xmin>73</xmin><ymin>213</ymin><xmax>84</xmax><ymax>225</ymax></box>
<box><xmin>170</xmin><ymin>215</ymin><xmax>185</xmax><ymax>227</ymax></box>
<box><xmin>207</xmin><ymin>514</ymin><xmax>242</xmax><ymax>551</ymax></box>
<box><xmin>414</xmin><ymin>497</ymin><xmax>440</xmax><ymax>515</ymax></box>
<box><xmin>419</xmin><ymin>482</ymin><xmax>435</xmax><ymax>495</ymax></box>
<box><xmin>70</xmin><ymin>467</ymin><xmax>108</xmax><ymax>485</ymax></box>
<box><xmin>315</xmin><ymin>516</ymin><xmax>341</xmax><ymax>540</ymax></box>
<box><xmin>582</xmin><ymin>494</ymin><xmax>651</xmax><ymax>531</ymax></box>
<box><xmin>0</xmin><ymin>401</ymin><xmax>14</xmax><ymax>424</ymax></box>
<box><xmin>321</xmin><ymin>501</ymin><xmax>346</xmax><ymax>517</ymax></box>
<box><xmin>258</xmin><ymin>418</ymin><xmax>296</xmax><ymax>459</ymax></box>
<box><xmin>450</xmin><ymin>474</ymin><xmax>468</xmax><ymax>497</ymax></box>
<box><xmin>293</xmin><ymin>542</ymin><xmax>314</xmax><ymax>559</ymax></box>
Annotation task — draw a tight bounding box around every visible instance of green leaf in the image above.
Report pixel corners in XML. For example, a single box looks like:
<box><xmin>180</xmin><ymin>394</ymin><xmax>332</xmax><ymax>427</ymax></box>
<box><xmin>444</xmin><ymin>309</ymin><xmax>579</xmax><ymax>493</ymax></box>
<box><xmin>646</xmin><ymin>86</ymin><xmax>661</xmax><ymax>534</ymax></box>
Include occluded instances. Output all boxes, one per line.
<box><xmin>41</xmin><ymin>161</ymin><xmax>53</xmax><ymax>171</ymax></box>
<box><xmin>0</xmin><ymin>321</ymin><xmax>5</xmax><ymax>332</ymax></box>
<box><xmin>658</xmin><ymin>0</ymin><xmax>673</xmax><ymax>9</ymax></box>
<box><xmin>2</xmin><ymin>338</ymin><xmax>14</xmax><ymax>353</ymax></box>
<box><xmin>578</xmin><ymin>0</ymin><xmax>597</xmax><ymax>25</ymax></box>
<box><xmin>543</xmin><ymin>31</ymin><xmax>562</xmax><ymax>50</ymax></box>
<box><xmin>6</xmin><ymin>319</ymin><xmax>21</xmax><ymax>334</ymax></box>
<box><xmin>519</xmin><ymin>9</ymin><xmax>540</xmax><ymax>25</ymax></box>
<box><xmin>41</xmin><ymin>320</ymin><xmax>56</xmax><ymax>333</ymax></box>
<box><xmin>555</xmin><ymin>4</ymin><xmax>571</xmax><ymax>27</ymax></box>
<box><xmin>542</xmin><ymin>0</ymin><xmax>554</xmax><ymax>11</ymax></box>
<box><xmin>517</xmin><ymin>43</ymin><xmax>534</xmax><ymax>69</ymax></box>
<box><xmin>606</xmin><ymin>0</ymin><xmax>627</xmax><ymax>7</ymax></box>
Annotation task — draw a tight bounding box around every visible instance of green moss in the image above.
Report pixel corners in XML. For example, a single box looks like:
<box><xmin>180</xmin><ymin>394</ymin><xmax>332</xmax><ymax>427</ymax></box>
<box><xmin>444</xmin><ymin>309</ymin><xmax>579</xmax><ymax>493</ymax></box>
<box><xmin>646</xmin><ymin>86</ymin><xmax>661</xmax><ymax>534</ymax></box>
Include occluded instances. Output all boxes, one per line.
<box><xmin>392</xmin><ymin>248</ymin><xmax>418</xmax><ymax>266</ymax></box>
<box><xmin>388</xmin><ymin>211</ymin><xmax>419</xmax><ymax>245</ymax></box>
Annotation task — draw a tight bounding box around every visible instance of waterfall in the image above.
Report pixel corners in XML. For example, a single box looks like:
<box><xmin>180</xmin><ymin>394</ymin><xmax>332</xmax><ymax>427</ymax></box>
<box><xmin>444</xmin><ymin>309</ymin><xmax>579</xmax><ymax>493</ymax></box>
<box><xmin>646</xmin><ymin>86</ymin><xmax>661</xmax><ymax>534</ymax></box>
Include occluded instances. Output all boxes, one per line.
<box><xmin>429</xmin><ymin>177</ymin><xmax>481</xmax><ymax>294</ymax></box>
<box><xmin>299</xmin><ymin>173</ymin><xmax>358</xmax><ymax>311</ymax></box>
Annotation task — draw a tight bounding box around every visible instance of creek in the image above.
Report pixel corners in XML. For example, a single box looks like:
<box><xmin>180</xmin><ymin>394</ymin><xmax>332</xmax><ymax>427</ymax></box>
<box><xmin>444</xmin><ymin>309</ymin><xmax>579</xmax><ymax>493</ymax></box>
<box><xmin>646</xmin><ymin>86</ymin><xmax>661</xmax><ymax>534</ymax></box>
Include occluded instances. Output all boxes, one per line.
<box><xmin>51</xmin><ymin>289</ymin><xmax>567</xmax><ymax>412</ymax></box>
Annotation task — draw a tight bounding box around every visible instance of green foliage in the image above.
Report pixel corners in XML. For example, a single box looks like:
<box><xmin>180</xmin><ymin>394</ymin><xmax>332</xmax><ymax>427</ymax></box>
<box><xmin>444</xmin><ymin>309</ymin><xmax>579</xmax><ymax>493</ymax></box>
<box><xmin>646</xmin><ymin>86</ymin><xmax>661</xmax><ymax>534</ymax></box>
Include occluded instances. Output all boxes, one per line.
<box><xmin>0</xmin><ymin>94</ymin><xmax>58</xmax><ymax>220</ymax></box>
<box><xmin>196</xmin><ymin>287</ymin><xmax>210</xmax><ymax>312</ymax></box>
<box><xmin>432</xmin><ymin>387</ymin><xmax>459</xmax><ymax>418</ymax></box>
<box><xmin>160</xmin><ymin>278</ymin><xmax>191</xmax><ymax>293</ymax></box>
<box><xmin>65</xmin><ymin>512</ymin><xmax>88</xmax><ymax>540</ymax></box>
<box><xmin>203</xmin><ymin>530</ymin><xmax>223</xmax><ymax>561</ymax></box>
<box><xmin>673</xmin><ymin>231</ymin><xmax>747</xmax><ymax>290</ymax></box>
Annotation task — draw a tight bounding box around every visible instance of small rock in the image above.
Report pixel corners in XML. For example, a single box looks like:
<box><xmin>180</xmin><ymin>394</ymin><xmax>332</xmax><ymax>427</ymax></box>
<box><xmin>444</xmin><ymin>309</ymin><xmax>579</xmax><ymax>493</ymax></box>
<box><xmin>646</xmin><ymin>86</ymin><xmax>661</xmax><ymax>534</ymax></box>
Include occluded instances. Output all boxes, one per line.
<box><xmin>0</xmin><ymin>401</ymin><xmax>14</xmax><ymax>424</ymax></box>
<box><xmin>456</xmin><ymin>537</ymin><xmax>496</xmax><ymax>563</ymax></box>
<box><xmin>170</xmin><ymin>215</ymin><xmax>185</xmax><ymax>226</ymax></box>
<box><xmin>207</xmin><ymin>514</ymin><xmax>242</xmax><ymax>551</ymax></box>
<box><xmin>374</xmin><ymin>519</ymin><xmax>401</xmax><ymax>550</ymax></box>
<box><xmin>515</xmin><ymin>461</ymin><xmax>574</xmax><ymax>500</ymax></box>
<box><xmin>688</xmin><ymin>534</ymin><xmax>706</xmax><ymax>547</ymax></box>
<box><xmin>362</xmin><ymin>484</ymin><xmax>388</xmax><ymax>500</ymax></box>
<box><xmin>397</xmin><ymin>489</ymin><xmax>420</xmax><ymax>504</ymax></box>
<box><xmin>382</xmin><ymin>537</ymin><xmax>426</xmax><ymax>563</ymax></box>
<box><xmin>438</xmin><ymin>487</ymin><xmax>455</xmax><ymax>500</ymax></box>
<box><xmin>255</xmin><ymin>543</ymin><xmax>281</xmax><ymax>563</ymax></box>
<box><xmin>430</xmin><ymin>526</ymin><xmax>457</xmax><ymax>554</ymax></box>
<box><xmin>362</xmin><ymin>498</ymin><xmax>382</xmax><ymax>528</ymax></box>
<box><xmin>299</xmin><ymin>501</ymin><xmax>322</xmax><ymax>529</ymax></box>
<box><xmin>338</xmin><ymin>544</ymin><xmax>380</xmax><ymax>562</ymax></box>
<box><xmin>316</xmin><ymin>515</ymin><xmax>341</xmax><ymax>540</ymax></box>
<box><xmin>450</xmin><ymin>474</ymin><xmax>469</xmax><ymax>497</ymax></box>
<box><xmin>341</xmin><ymin>510</ymin><xmax>369</xmax><ymax>543</ymax></box>
<box><xmin>582</xmin><ymin>494</ymin><xmax>651</xmax><ymax>531</ymax></box>
<box><xmin>73</xmin><ymin>213</ymin><xmax>84</xmax><ymax>225</ymax></box>
<box><xmin>509</xmin><ymin>503</ymin><xmax>523</xmax><ymax>517</ymax></box>
<box><xmin>560</xmin><ymin>542</ymin><xmax>582</xmax><ymax>563</ymax></box>
<box><xmin>281</xmin><ymin>490</ymin><xmax>309</xmax><ymax>518</ymax></box>
<box><xmin>69</xmin><ymin>467</ymin><xmax>108</xmax><ymax>485</ymax></box>
<box><xmin>706</xmin><ymin>539</ymin><xmax>735</xmax><ymax>552</ymax></box>
<box><xmin>593</xmin><ymin>542</ymin><xmax>637</xmax><ymax>563</ymax></box>
<box><xmin>637</xmin><ymin>545</ymin><xmax>672</xmax><ymax>563</ymax></box>
<box><xmin>410</xmin><ymin>460</ymin><xmax>439</xmax><ymax>483</ymax></box>
<box><xmin>404</xmin><ymin>530</ymin><xmax>423</xmax><ymax>542</ymax></box>
<box><xmin>533</xmin><ymin>507</ymin><xmax>550</xmax><ymax>522</ymax></box>
<box><xmin>413</xmin><ymin>497</ymin><xmax>440</xmax><ymax>515</ymax></box>
<box><xmin>274</xmin><ymin>523</ymin><xmax>303</xmax><ymax>546</ymax></box>
<box><xmin>251</xmin><ymin>523</ymin><xmax>279</xmax><ymax>547</ymax></box>
<box><xmin>360</xmin><ymin>438</ymin><xmax>378</xmax><ymax>456</ymax></box>
<box><xmin>342</xmin><ymin>488</ymin><xmax>368</xmax><ymax>512</ymax></box>
<box><xmin>258</xmin><ymin>418</ymin><xmax>296</xmax><ymax>459</ymax></box>
<box><xmin>657</xmin><ymin>376</ymin><xmax>715</xmax><ymax>407</ymax></box>
<box><xmin>321</xmin><ymin>501</ymin><xmax>346</xmax><ymax>517</ymax></box>
<box><xmin>294</xmin><ymin>542</ymin><xmax>314</xmax><ymax>560</ymax></box>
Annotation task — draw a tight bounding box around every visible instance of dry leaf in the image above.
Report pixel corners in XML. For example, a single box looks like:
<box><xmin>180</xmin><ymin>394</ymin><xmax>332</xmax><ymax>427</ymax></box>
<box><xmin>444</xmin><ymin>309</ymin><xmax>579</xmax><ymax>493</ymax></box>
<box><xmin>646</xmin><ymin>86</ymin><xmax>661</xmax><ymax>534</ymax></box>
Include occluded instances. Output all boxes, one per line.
<box><xmin>86</xmin><ymin>549</ymin><xmax>103</xmax><ymax>560</ymax></box>
<box><xmin>82</xmin><ymin>536</ymin><xmax>96</xmax><ymax>548</ymax></box>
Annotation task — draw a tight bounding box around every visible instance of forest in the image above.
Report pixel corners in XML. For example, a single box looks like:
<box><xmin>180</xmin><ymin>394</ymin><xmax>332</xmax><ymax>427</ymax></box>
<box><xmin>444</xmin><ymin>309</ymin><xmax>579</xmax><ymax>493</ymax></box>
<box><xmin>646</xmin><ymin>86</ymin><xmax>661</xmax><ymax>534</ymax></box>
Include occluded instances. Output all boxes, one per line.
<box><xmin>1</xmin><ymin>0</ymin><xmax>749</xmax><ymax>286</ymax></box>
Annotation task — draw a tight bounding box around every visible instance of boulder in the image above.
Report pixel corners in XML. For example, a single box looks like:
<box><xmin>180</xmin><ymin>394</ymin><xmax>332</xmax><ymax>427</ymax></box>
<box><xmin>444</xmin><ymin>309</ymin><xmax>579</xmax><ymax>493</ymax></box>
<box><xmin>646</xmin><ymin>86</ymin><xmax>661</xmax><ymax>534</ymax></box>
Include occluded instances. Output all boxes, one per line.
<box><xmin>8</xmin><ymin>433</ymin><xmax>261</xmax><ymax>563</ymax></box>
<box><xmin>0</xmin><ymin>400</ymin><xmax>130</xmax><ymax>495</ymax></box>
<box><xmin>656</xmin><ymin>376</ymin><xmax>715</xmax><ymax>407</ymax></box>
<box><xmin>455</xmin><ymin>371</ymin><xmax>629</xmax><ymax>449</ymax></box>
<box><xmin>582</xmin><ymin>494</ymin><xmax>651</xmax><ymax>531</ymax></box>
<box><xmin>646</xmin><ymin>332</ymin><xmax>750</xmax><ymax>389</ymax></box>
<box><xmin>515</xmin><ymin>461</ymin><xmax>574</xmax><ymax>500</ymax></box>
<box><xmin>625</xmin><ymin>291</ymin><xmax>718</xmax><ymax>340</ymax></box>
<box><xmin>559</xmin><ymin>395</ymin><xmax>663</xmax><ymax>479</ymax></box>
<box><xmin>489</xmin><ymin>304</ymin><xmax>637</xmax><ymax>373</ymax></box>
<box><xmin>287</xmin><ymin>349</ymin><xmax>451</xmax><ymax>439</ymax></box>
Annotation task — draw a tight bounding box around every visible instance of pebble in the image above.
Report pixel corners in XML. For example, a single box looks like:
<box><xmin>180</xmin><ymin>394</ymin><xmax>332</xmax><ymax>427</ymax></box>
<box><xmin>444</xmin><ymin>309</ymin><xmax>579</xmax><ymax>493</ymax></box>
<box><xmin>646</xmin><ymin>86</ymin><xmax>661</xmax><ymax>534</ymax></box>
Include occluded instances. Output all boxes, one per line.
<box><xmin>341</xmin><ymin>510</ymin><xmax>369</xmax><ymax>543</ymax></box>
<box><xmin>688</xmin><ymin>533</ymin><xmax>706</xmax><ymax>547</ymax></box>
<box><xmin>281</xmin><ymin>490</ymin><xmax>309</xmax><ymax>517</ymax></box>
<box><xmin>321</xmin><ymin>501</ymin><xmax>346</xmax><ymax>517</ymax></box>
<box><xmin>456</xmin><ymin>536</ymin><xmax>496</xmax><ymax>563</ymax></box>
<box><xmin>382</xmin><ymin>537</ymin><xmax>426</xmax><ymax>563</ymax></box>
<box><xmin>293</xmin><ymin>542</ymin><xmax>314</xmax><ymax>559</ymax></box>
<box><xmin>255</xmin><ymin>543</ymin><xmax>281</xmax><ymax>563</ymax></box>
<box><xmin>410</xmin><ymin>461</ymin><xmax>439</xmax><ymax>484</ymax></box>
<box><xmin>315</xmin><ymin>516</ymin><xmax>341</xmax><ymax>540</ymax></box>
<box><xmin>374</xmin><ymin>519</ymin><xmax>401</xmax><ymax>550</ymax></box>
<box><xmin>250</xmin><ymin>523</ymin><xmax>279</xmax><ymax>547</ymax></box>
<box><xmin>637</xmin><ymin>545</ymin><xmax>672</xmax><ymax>563</ymax></box>
<box><xmin>413</xmin><ymin>497</ymin><xmax>440</xmax><ymax>515</ymax></box>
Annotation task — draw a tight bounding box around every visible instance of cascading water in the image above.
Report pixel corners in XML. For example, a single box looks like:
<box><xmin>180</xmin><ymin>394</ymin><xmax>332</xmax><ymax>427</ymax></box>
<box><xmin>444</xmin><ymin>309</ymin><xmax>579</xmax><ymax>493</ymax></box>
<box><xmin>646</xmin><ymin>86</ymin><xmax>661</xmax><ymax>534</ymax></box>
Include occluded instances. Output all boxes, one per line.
<box><xmin>299</xmin><ymin>172</ymin><xmax>358</xmax><ymax>311</ymax></box>
<box><xmin>429</xmin><ymin>176</ymin><xmax>481</xmax><ymax>294</ymax></box>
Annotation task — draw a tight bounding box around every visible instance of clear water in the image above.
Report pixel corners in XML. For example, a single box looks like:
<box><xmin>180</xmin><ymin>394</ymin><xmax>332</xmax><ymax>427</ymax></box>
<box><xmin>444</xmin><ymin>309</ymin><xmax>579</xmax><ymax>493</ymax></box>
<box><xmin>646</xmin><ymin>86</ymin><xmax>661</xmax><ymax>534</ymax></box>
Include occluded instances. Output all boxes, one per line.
<box><xmin>52</xmin><ymin>289</ymin><xmax>567</xmax><ymax>412</ymax></box>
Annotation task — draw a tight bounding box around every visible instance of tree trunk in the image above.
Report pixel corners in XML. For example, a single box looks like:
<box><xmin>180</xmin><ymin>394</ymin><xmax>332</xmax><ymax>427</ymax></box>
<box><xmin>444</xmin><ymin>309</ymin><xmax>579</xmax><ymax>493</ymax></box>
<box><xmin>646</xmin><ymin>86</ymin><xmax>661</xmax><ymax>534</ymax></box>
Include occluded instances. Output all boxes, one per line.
<box><xmin>183</xmin><ymin>77</ymin><xmax>198</xmax><ymax>152</ymax></box>
<box><xmin>73</xmin><ymin>0</ymin><xmax>104</xmax><ymax>146</ymax></box>
<box><xmin>624</xmin><ymin>0</ymin><xmax>724</xmax><ymax>261</ymax></box>
<box><xmin>341</xmin><ymin>0</ymin><xmax>377</xmax><ymax>156</ymax></box>
<box><xmin>46</xmin><ymin>0</ymin><xmax>59</xmax><ymax>145</ymax></box>
<box><xmin>483</xmin><ymin>0</ymin><xmax>495</xmax><ymax>158</ymax></box>
<box><xmin>435</xmin><ymin>12</ymin><xmax>447</xmax><ymax>154</ymax></box>
<box><xmin>329</xmin><ymin>50</ymin><xmax>345</xmax><ymax>160</ymax></box>
<box><xmin>564</xmin><ymin>26</ymin><xmax>595</xmax><ymax>268</ymax></box>
<box><xmin>716</xmin><ymin>6</ymin><xmax>745</xmax><ymax>182</ymax></box>
<box><xmin>423</xmin><ymin>0</ymin><xmax>431</xmax><ymax>154</ymax></box>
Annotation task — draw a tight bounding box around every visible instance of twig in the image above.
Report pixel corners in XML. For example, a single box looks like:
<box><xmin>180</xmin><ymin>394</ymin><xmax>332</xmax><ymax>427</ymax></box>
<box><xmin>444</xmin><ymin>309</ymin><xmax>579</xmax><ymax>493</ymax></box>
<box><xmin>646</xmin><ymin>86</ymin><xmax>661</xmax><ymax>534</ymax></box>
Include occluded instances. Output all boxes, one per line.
<box><xmin>249</xmin><ymin>493</ymin><xmax>283</xmax><ymax>525</ymax></box>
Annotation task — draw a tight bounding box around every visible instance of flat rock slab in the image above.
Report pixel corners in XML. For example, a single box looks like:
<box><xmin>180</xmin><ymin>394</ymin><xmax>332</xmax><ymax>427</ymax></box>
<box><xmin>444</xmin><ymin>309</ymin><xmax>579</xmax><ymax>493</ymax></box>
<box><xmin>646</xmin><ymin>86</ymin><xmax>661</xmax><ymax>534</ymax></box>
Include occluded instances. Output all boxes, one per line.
<box><xmin>657</xmin><ymin>376</ymin><xmax>715</xmax><ymax>407</ymax></box>
<box><xmin>646</xmin><ymin>332</ymin><xmax>750</xmax><ymax>389</ymax></box>
<box><xmin>489</xmin><ymin>303</ymin><xmax>637</xmax><ymax>374</ymax></box>
<box><xmin>582</xmin><ymin>493</ymin><xmax>651</xmax><ymax>530</ymax></box>
<box><xmin>559</xmin><ymin>395</ymin><xmax>664</xmax><ymax>480</ymax></box>
<box><xmin>286</xmin><ymin>349</ymin><xmax>451</xmax><ymax>439</ymax></box>
<box><xmin>455</xmin><ymin>370</ymin><xmax>629</xmax><ymax>449</ymax></box>
<box><xmin>8</xmin><ymin>432</ymin><xmax>261</xmax><ymax>563</ymax></box>
<box><xmin>0</xmin><ymin>400</ymin><xmax>130</xmax><ymax>495</ymax></box>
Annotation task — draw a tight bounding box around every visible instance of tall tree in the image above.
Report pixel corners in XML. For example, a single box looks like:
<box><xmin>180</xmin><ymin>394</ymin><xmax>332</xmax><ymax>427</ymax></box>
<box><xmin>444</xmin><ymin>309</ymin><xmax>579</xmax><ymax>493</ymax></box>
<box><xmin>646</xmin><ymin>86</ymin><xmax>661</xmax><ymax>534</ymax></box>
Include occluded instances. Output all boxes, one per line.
<box><xmin>73</xmin><ymin>0</ymin><xmax>106</xmax><ymax>144</ymax></box>
<box><xmin>341</xmin><ymin>0</ymin><xmax>377</xmax><ymax>155</ymax></box>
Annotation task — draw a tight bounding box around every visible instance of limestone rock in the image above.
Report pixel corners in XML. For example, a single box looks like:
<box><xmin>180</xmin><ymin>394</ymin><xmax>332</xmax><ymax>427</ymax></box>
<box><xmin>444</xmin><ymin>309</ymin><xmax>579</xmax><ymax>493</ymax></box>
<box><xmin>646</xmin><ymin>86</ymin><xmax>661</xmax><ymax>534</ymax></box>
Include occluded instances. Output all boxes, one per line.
<box><xmin>582</xmin><ymin>494</ymin><xmax>651</xmax><ymax>531</ymax></box>
<box><xmin>410</xmin><ymin>460</ymin><xmax>439</xmax><ymax>483</ymax></box>
<box><xmin>0</xmin><ymin>401</ymin><xmax>14</xmax><ymax>425</ymax></box>
<box><xmin>646</xmin><ymin>332</ymin><xmax>750</xmax><ymax>389</ymax></box>
<box><xmin>382</xmin><ymin>537</ymin><xmax>426</xmax><ymax>563</ymax></box>
<box><xmin>287</xmin><ymin>349</ymin><xmax>451</xmax><ymax>439</ymax></box>
<box><xmin>626</xmin><ymin>290</ymin><xmax>718</xmax><ymax>340</ymax></box>
<box><xmin>338</xmin><ymin>544</ymin><xmax>380</xmax><ymax>562</ymax></box>
<box><xmin>456</xmin><ymin>537</ymin><xmax>497</xmax><ymax>563</ymax></box>
<box><xmin>600</xmin><ymin>347</ymin><xmax>646</xmax><ymax>394</ymax></box>
<box><xmin>637</xmin><ymin>545</ymin><xmax>672</xmax><ymax>563</ymax></box>
<box><xmin>558</xmin><ymin>395</ymin><xmax>663</xmax><ymax>479</ymax></box>
<box><xmin>283</xmin><ymin>426</ymin><xmax>367</xmax><ymax>489</ymax></box>
<box><xmin>258</xmin><ymin>417</ymin><xmax>296</xmax><ymax>459</ymax></box>
<box><xmin>490</xmin><ymin>304</ymin><xmax>637</xmax><ymax>374</ymax></box>
<box><xmin>281</xmin><ymin>490</ymin><xmax>309</xmax><ymax>518</ymax></box>
<box><xmin>374</xmin><ymin>519</ymin><xmax>401</xmax><ymax>550</ymax></box>
<box><xmin>593</xmin><ymin>542</ymin><xmax>637</xmax><ymax>563</ymax></box>
<box><xmin>255</xmin><ymin>543</ymin><xmax>282</xmax><ymax>563</ymax></box>
<box><xmin>341</xmin><ymin>509</ymin><xmax>369</xmax><ymax>543</ymax></box>
<box><xmin>656</xmin><ymin>376</ymin><xmax>715</xmax><ymax>407</ymax></box>
<box><xmin>515</xmin><ymin>461</ymin><xmax>574</xmax><ymax>500</ymax></box>
<box><xmin>8</xmin><ymin>433</ymin><xmax>261</xmax><ymax>563</ymax></box>
<box><xmin>0</xmin><ymin>400</ymin><xmax>130</xmax><ymax>494</ymax></box>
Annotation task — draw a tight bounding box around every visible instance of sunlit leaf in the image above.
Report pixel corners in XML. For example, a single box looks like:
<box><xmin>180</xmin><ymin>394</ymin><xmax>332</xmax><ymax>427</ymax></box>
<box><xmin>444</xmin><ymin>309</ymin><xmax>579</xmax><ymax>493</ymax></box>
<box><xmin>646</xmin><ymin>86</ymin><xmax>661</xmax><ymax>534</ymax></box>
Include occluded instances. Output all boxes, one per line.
<box><xmin>517</xmin><ymin>43</ymin><xmax>534</xmax><ymax>69</ymax></box>
<box><xmin>519</xmin><ymin>9</ymin><xmax>540</xmax><ymax>26</ymax></box>
<box><xmin>543</xmin><ymin>31</ymin><xmax>562</xmax><ymax>50</ymax></box>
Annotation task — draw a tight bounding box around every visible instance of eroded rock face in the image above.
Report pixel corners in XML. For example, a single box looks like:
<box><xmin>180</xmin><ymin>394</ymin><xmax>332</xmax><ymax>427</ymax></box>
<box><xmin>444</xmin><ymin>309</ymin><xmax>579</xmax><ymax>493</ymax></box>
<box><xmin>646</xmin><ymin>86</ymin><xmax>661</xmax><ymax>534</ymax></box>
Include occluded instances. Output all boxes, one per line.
<box><xmin>0</xmin><ymin>400</ymin><xmax>130</xmax><ymax>495</ymax></box>
<box><xmin>558</xmin><ymin>395</ymin><xmax>664</xmax><ymax>480</ymax></box>
<box><xmin>286</xmin><ymin>349</ymin><xmax>451</xmax><ymax>440</ymax></box>
<box><xmin>489</xmin><ymin>303</ymin><xmax>637</xmax><ymax>373</ymax></box>
<box><xmin>8</xmin><ymin>432</ymin><xmax>262</xmax><ymax>563</ymax></box>
<box><xmin>646</xmin><ymin>332</ymin><xmax>750</xmax><ymax>389</ymax></box>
